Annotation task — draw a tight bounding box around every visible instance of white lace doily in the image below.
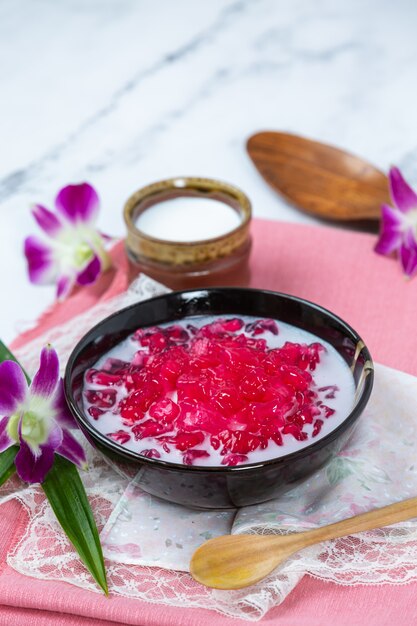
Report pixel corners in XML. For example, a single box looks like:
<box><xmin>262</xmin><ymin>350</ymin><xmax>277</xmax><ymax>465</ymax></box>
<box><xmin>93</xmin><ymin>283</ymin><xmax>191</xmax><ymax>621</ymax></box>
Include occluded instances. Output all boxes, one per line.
<box><xmin>2</xmin><ymin>274</ymin><xmax>417</xmax><ymax>622</ymax></box>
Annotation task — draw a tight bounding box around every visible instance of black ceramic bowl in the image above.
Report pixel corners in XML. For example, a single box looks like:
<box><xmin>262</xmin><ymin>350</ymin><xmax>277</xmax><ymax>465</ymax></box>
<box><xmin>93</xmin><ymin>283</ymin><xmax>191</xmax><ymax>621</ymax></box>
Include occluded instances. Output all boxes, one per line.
<box><xmin>64</xmin><ymin>288</ymin><xmax>374</xmax><ymax>509</ymax></box>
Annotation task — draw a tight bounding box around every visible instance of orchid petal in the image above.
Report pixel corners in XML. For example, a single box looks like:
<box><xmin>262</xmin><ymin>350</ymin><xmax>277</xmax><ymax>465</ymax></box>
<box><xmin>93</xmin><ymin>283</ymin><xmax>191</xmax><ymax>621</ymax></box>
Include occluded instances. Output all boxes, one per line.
<box><xmin>399</xmin><ymin>230</ymin><xmax>417</xmax><ymax>277</ymax></box>
<box><xmin>32</xmin><ymin>204</ymin><xmax>62</xmax><ymax>236</ymax></box>
<box><xmin>55</xmin><ymin>183</ymin><xmax>99</xmax><ymax>225</ymax></box>
<box><xmin>52</xmin><ymin>379</ymin><xmax>77</xmax><ymax>428</ymax></box>
<box><xmin>15</xmin><ymin>436</ymin><xmax>56</xmax><ymax>483</ymax></box>
<box><xmin>56</xmin><ymin>274</ymin><xmax>74</xmax><ymax>300</ymax></box>
<box><xmin>0</xmin><ymin>361</ymin><xmax>27</xmax><ymax>414</ymax></box>
<box><xmin>24</xmin><ymin>236</ymin><xmax>57</xmax><ymax>285</ymax></box>
<box><xmin>76</xmin><ymin>253</ymin><xmax>101</xmax><ymax>286</ymax></box>
<box><xmin>31</xmin><ymin>345</ymin><xmax>59</xmax><ymax>399</ymax></box>
<box><xmin>57</xmin><ymin>429</ymin><xmax>87</xmax><ymax>468</ymax></box>
<box><xmin>389</xmin><ymin>167</ymin><xmax>417</xmax><ymax>213</ymax></box>
<box><xmin>0</xmin><ymin>416</ymin><xmax>14</xmax><ymax>452</ymax></box>
<box><xmin>15</xmin><ymin>419</ymin><xmax>62</xmax><ymax>483</ymax></box>
<box><xmin>374</xmin><ymin>204</ymin><xmax>404</xmax><ymax>255</ymax></box>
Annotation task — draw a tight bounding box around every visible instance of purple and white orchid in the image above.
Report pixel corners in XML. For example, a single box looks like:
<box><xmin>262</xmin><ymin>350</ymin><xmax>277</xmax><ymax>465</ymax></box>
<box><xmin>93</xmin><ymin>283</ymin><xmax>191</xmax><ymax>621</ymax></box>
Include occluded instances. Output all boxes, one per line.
<box><xmin>0</xmin><ymin>345</ymin><xmax>86</xmax><ymax>483</ymax></box>
<box><xmin>375</xmin><ymin>167</ymin><xmax>417</xmax><ymax>278</ymax></box>
<box><xmin>24</xmin><ymin>183</ymin><xmax>112</xmax><ymax>299</ymax></box>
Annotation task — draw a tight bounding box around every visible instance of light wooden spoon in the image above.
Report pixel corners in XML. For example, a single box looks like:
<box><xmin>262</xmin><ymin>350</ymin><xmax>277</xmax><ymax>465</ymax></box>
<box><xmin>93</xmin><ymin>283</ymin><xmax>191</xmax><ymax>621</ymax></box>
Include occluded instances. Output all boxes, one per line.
<box><xmin>246</xmin><ymin>131</ymin><xmax>390</xmax><ymax>221</ymax></box>
<box><xmin>190</xmin><ymin>496</ymin><xmax>417</xmax><ymax>590</ymax></box>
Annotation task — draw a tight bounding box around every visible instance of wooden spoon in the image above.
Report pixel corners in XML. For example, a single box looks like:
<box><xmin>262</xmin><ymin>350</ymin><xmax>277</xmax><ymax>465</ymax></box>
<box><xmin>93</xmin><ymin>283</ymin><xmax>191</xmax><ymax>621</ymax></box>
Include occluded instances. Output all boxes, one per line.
<box><xmin>247</xmin><ymin>132</ymin><xmax>390</xmax><ymax>221</ymax></box>
<box><xmin>190</xmin><ymin>496</ymin><xmax>417</xmax><ymax>590</ymax></box>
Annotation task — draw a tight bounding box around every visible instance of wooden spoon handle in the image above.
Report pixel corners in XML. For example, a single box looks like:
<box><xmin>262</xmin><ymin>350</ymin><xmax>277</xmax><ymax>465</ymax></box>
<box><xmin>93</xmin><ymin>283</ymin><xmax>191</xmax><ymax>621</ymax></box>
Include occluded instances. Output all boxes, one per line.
<box><xmin>301</xmin><ymin>496</ymin><xmax>417</xmax><ymax>547</ymax></box>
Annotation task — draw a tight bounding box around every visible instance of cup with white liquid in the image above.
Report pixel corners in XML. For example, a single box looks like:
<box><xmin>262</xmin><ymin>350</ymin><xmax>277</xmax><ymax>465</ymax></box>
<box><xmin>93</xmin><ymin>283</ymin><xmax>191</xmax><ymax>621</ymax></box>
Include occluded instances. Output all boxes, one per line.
<box><xmin>123</xmin><ymin>177</ymin><xmax>252</xmax><ymax>289</ymax></box>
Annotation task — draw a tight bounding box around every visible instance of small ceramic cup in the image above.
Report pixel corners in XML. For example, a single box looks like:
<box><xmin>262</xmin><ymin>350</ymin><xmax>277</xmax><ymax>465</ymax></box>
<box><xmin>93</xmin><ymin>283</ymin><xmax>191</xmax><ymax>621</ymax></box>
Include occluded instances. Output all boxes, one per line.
<box><xmin>123</xmin><ymin>177</ymin><xmax>252</xmax><ymax>289</ymax></box>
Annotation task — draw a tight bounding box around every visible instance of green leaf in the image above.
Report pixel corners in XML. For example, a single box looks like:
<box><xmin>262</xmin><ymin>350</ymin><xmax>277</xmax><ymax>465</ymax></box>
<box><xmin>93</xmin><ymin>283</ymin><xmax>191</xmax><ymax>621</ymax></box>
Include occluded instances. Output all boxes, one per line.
<box><xmin>0</xmin><ymin>340</ymin><xmax>30</xmax><ymax>384</ymax></box>
<box><xmin>0</xmin><ymin>445</ymin><xmax>18</xmax><ymax>487</ymax></box>
<box><xmin>42</xmin><ymin>455</ymin><xmax>108</xmax><ymax>594</ymax></box>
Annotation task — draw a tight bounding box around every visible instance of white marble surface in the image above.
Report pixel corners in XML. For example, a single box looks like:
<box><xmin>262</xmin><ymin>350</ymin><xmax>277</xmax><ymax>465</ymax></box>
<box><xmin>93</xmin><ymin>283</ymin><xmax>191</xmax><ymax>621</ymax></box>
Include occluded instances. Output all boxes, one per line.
<box><xmin>1</xmin><ymin>0</ymin><xmax>417</xmax><ymax>345</ymax></box>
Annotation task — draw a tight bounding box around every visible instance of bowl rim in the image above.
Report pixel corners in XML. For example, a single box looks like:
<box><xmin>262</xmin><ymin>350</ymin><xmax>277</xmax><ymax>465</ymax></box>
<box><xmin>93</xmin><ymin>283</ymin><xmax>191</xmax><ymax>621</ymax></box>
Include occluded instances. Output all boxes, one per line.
<box><xmin>64</xmin><ymin>287</ymin><xmax>374</xmax><ymax>474</ymax></box>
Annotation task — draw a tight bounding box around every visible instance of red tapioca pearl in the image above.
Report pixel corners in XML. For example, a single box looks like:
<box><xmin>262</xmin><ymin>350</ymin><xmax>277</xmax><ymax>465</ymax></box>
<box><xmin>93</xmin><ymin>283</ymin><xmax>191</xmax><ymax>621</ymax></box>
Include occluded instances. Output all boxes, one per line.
<box><xmin>176</xmin><ymin>374</ymin><xmax>211</xmax><ymax>402</ymax></box>
<box><xmin>132</xmin><ymin>326</ymin><xmax>160</xmax><ymax>343</ymax></box>
<box><xmin>229</xmin><ymin>403</ymin><xmax>269</xmax><ymax>433</ymax></box>
<box><xmin>322</xmin><ymin>405</ymin><xmax>336</xmax><ymax>418</ymax></box>
<box><xmin>160</xmin><ymin>431</ymin><xmax>205</xmax><ymax>451</ymax></box>
<box><xmin>139</xmin><ymin>448</ymin><xmax>161</xmax><ymax>459</ymax></box>
<box><xmin>245</xmin><ymin>318</ymin><xmax>279</xmax><ymax>336</ymax></box>
<box><xmin>122</xmin><ymin>384</ymin><xmax>162</xmax><ymax>413</ymax></box>
<box><xmin>132</xmin><ymin>351</ymin><xmax>149</xmax><ymax>368</ymax></box>
<box><xmin>84</xmin><ymin>388</ymin><xmax>117</xmax><ymax>408</ymax></box>
<box><xmin>198</xmin><ymin>322</ymin><xmax>224</xmax><ymax>339</ymax></box>
<box><xmin>189</xmin><ymin>356</ymin><xmax>220</xmax><ymax>373</ymax></box>
<box><xmin>293</xmin><ymin>404</ymin><xmax>321</xmax><ymax>425</ymax></box>
<box><xmin>263</xmin><ymin>357</ymin><xmax>283</xmax><ymax>375</ymax></box>
<box><xmin>285</xmin><ymin>413</ymin><xmax>305</xmax><ymax>429</ymax></box>
<box><xmin>164</xmin><ymin>325</ymin><xmax>189</xmax><ymax>344</ymax></box>
<box><xmin>182</xmin><ymin>449</ymin><xmax>210</xmax><ymax>465</ymax></box>
<box><xmin>274</xmin><ymin>342</ymin><xmax>302</xmax><ymax>364</ymax></box>
<box><xmin>221</xmin><ymin>453</ymin><xmax>249</xmax><ymax>466</ymax></box>
<box><xmin>306</xmin><ymin>343</ymin><xmax>326</xmax><ymax>370</ymax></box>
<box><xmin>271</xmin><ymin>431</ymin><xmax>283</xmax><ymax>446</ymax></box>
<box><xmin>264</xmin><ymin>379</ymin><xmax>293</xmax><ymax>403</ymax></box>
<box><xmin>215</xmin><ymin>430</ymin><xmax>264</xmax><ymax>455</ymax></box>
<box><xmin>282</xmin><ymin>423</ymin><xmax>308</xmax><ymax>441</ymax></box>
<box><xmin>189</xmin><ymin>336</ymin><xmax>212</xmax><ymax>357</ymax></box>
<box><xmin>160</xmin><ymin>360</ymin><xmax>184</xmax><ymax>388</ymax></box>
<box><xmin>149</xmin><ymin>398</ymin><xmax>180</xmax><ymax>423</ymax></box>
<box><xmin>200</xmin><ymin>318</ymin><xmax>244</xmax><ymax>338</ymax></box>
<box><xmin>147</xmin><ymin>332</ymin><xmax>168</xmax><ymax>353</ymax></box>
<box><xmin>239</xmin><ymin>369</ymin><xmax>268</xmax><ymax>401</ymax></box>
<box><xmin>85</xmin><ymin>369</ymin><xmax>123</xmax><ymax>386</ymax></box>
<box><xmin>226</xmin><ymin>415</ymin><xmax>250</xmax><ymax>432</ymax></box>
<box><xmin>279</xmin><ymin>365</ymin><xmax>312</xmax><ymax>391</ymax></box>
<box><xmin>249</xmin><ymin>401</ymin><xmax>287</xmax><ymax>428</ymax></box>
<box><xmin>211</xmin><ymin>436</ymin><xmax>221</xmax><ymax>450</ymax></box>
<box><xmin>198</xmin><ymin>318</ymin><xmax>244</xmax><ymax>337</ymax></box>
<box><xmin>221</xmin><ymin>318</ymin><xmax>245</xmax><ymax>332</ymax></box>
<box><xmin>107</xmin><ymin>430</ymin><xmax>131</xmax><ymax>444</ymax></box>
<box><xmin>102</xmin><ymin>357</ymin><xmax>130</xmax><ymax>374</ymax></box>
<box><xmin>88</xmin><ymin>406</ymin><xmax>105</xmax><ymax>420</ymax></box>
<box><xmin>204</xmin><ymin>364</ymin><xmax>235</xmax><ymax>388</ymax></box>
<box><xmin>318</xmin><ymin>385</ymin><xmax>339</xmax><ymax>399</ymax></box>
<box><xmin>243</xmin><ymin>337</ymin><xmax>268</xmax><ymax>351</ymax></box>
<box><xmin>213</xmin><ymin>388</ymin><xmax>244</xmax><ymax>415</ymax></box>
<box><xmin>120</xmin><ymin>405</ymin><xmax>144</xmax><ymax>426</ymax></box>
<box><xmin>178</xmin><ymin>401</ymin><xmax>226</xmax><ymax>435</ymax></box>
<box><xmin>132</xmin><ymin>419</ymin><xmax>172</xmax><ymax>440</ymax></box>
<box><xmin>312</xmin><ymin>419</ymin><xmax>324</xmax><ymax>437</ymax></box>
<box><xmin>162</xmin><ymin>443</ymin><xmax>170</xmax><ymax>453</ymax></box>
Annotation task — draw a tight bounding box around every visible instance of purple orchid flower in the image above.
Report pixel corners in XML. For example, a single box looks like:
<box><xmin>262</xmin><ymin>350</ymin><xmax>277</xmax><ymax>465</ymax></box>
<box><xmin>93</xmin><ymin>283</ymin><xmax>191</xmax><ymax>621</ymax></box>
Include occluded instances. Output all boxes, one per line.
<box><xmin>24</xmin><ymin>183</ymin><xmax>112</xmax><ymax>299</ymax></box>
<box><xmin>375</xmin><ymin>167</ymin><xmax>417</xmax><ymax>277</ymax></box>
<box><xmin>0</xmin><ymin>345</ymin><xmax>86</xmax><ymax>483</ymax></box>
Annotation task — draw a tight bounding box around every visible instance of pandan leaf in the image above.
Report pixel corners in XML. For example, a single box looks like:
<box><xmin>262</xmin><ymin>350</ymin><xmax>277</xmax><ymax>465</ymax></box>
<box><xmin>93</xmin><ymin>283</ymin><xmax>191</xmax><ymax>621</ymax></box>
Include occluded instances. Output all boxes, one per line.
<box><xmin>42</xmin><ymin>455</ymin><xmax>108</xmax><ymax>594</ymax></box>
<box><xmin>0</xmin><ymin>340</ymin><xmax>30</xmax><ymax>383</ymax></box>
<box><xmin>0</xmin><ymin>445</ymin><xmax>19</xmax><ymax>487</ymax></box>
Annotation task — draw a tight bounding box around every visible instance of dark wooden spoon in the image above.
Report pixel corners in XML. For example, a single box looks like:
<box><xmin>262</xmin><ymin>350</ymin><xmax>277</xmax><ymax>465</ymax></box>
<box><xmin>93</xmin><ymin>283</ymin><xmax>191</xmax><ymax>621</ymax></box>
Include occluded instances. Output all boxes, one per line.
<box><xmin>247</xmin><ymin>132</ymin><xmax>390</xmax><ymax>221</ymax></box>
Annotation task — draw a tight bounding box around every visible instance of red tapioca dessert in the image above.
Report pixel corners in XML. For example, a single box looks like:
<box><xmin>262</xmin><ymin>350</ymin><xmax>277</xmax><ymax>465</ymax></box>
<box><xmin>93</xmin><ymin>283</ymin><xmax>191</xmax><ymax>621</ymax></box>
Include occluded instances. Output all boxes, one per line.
<box><xmin>83</xmin><ymin>316</ymin><xmax>355</xmax><ymax>466</ymax></box>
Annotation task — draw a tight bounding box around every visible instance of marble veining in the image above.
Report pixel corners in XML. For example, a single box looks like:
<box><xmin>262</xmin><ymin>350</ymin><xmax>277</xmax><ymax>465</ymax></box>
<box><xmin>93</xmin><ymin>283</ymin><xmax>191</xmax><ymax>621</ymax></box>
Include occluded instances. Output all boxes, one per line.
<box><xmin>1</xmin><ymin>0</ymin><xmax>417</xmax><ymax>343</ymax></box>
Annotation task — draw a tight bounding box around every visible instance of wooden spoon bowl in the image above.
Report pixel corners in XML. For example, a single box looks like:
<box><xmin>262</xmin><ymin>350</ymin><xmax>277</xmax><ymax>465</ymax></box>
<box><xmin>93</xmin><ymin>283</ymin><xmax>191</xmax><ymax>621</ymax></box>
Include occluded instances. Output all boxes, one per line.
<box><xmin>247</xmin><ymin>132</ymin><xmax>390</xmax><ymax>221</ymax></box>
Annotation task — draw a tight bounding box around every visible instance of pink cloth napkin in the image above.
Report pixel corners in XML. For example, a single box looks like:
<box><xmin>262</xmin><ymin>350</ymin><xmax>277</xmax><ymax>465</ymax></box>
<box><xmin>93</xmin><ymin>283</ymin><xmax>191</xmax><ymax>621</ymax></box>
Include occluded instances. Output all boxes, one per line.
<box><xmin>3</xmin><ymin>218</ymin><xmax>417</xmax><ymax>626</ymax></box>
